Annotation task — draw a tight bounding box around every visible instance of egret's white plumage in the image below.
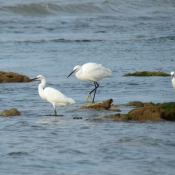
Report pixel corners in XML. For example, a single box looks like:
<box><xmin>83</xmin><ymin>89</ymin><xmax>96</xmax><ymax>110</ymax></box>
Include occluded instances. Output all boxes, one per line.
<box><xmin>67</xmin><ymin>62</ymin><xmax>112</xmax><ymax>103</ymax></box>
<box><xmin>30</xmin><ymin>75</ymin><xmax>75</xmax><ymax>116</ymax></box>
<box><xmin>171</xmin><ymin>71</ymin><xmax>175</xmax><ymax>89</ymax></box>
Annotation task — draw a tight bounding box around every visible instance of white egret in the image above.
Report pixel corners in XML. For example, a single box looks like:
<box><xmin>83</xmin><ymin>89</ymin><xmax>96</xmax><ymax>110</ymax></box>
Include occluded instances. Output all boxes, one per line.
<box><xmin>30</xmin><ymin>75</ymin><xmax>75</xmax><ymax>116</ymax></box>
<box><xmin>67</xmin><ymin>62</ymin><xmax>112</xmax><ymax>103</ymax></box>
<box><xmin>170</xmin><ymin>71</ymin><xmax>175</xmax><ymax>89</ymax></box>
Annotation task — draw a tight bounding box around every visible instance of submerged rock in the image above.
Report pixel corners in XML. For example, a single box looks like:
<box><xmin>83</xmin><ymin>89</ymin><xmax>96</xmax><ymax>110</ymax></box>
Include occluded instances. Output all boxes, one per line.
<box><xmin>91</xmin><ymin>118</ymin><xmax>103</xmax><ymax>122</ymax></box>
<box><xmin>126</xmin><ymin>101</ymin><xmax>144</xmax><ymax>107</ymax></box>
<box><xmin>1</xmin><ymin>108</ymin><xmax>21</xmax><ymax>117</ymax></box>
<box><xmin>91</xmin><ymin>114</ymin><xmax>129</xmax><ymax>122</ymax></box>
<box><xmin>0</xmin><ymin>71</ymin><xmax>30</xmax><ymax>83</ymax></box>
<box><xmin>105</xmin><ymin>113</ymin><xmax>129</xmax><ymax>121</ymax></box>
<box><xmin>81</xmin><ymin>99</ymin><xmax>113</xmax><ymax>110</ymax></box>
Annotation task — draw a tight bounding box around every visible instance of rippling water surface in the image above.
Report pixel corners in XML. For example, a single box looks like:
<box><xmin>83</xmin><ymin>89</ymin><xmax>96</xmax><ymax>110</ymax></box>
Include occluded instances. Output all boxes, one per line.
<box><xmin>0</xmin><ymin>0</ymin><xmax>175</xmax><ymax>174</ymax></box>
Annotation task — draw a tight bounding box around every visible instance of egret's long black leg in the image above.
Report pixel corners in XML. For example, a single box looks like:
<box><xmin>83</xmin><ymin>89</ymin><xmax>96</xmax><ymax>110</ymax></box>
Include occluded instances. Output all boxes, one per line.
<box><xmin>86</xmin><ymin>82</ymin><xmax>99</xmax><ymax>103</ymax></box>
<box><xmin>92</xmin><ymin>82</ymin><xmax>99</xmax><ymax>103</ymax></box>
<box><xmin>52</xmin><ymin>104</ymin><xmax>57</xmax><ymax>116</ymax></box>
<box><xmin>89</xmin><ymin>82</ymin><xmax>97</xmax><ymax>95</ymax></box>
<box><xmin>54</xmin><ymin>109</ymin><xmax>57</xmax><ymax>116</ymax></box>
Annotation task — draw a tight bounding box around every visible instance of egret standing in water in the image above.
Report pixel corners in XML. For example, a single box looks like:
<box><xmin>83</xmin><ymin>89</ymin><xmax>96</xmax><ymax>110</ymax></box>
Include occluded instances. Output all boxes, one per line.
<box><xmin>30</xmin><ymin>75</ymin><xmax>75</xmax><ymax>116</ymax></box>
<box><xmin>67</xmin><ymin>62</ymin><xmax>112</xmax><ymax>103</ymax></box>
<box><xmin>170</xmin><ymin>71</ymin><xmax>175</xmax><ymax>89</ymax></box>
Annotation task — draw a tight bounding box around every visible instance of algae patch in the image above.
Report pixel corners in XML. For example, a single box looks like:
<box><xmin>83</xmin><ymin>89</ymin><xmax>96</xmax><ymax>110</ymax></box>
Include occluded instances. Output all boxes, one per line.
<box><xmin>158</xmin><ymin>102</ymin><xmax>175</xmax><ymax>113</ymax></box>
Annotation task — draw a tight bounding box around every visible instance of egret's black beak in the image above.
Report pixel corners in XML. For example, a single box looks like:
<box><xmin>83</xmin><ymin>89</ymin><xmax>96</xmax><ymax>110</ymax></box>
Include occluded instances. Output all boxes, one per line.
<box><xmin>30</xmin><ymin>77</ymin><xmax>38</xmax><ymax>82</ymax></box>
<box><xmin>67</xmin><ymin>70</ymin><xmax>76</xmax><ymax>78</ymax></box>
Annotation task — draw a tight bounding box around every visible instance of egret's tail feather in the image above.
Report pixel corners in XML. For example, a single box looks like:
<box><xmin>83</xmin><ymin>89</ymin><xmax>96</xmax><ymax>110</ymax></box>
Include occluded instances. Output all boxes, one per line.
<box><xmin>68</xmin><ymin>98</ymin><xmax>75</xmax><ymax>104</ymax></box>
<box><xmin>106</xmin><ymin>68</ymin><xmax>112</xmax><ymax>76</ymax></box>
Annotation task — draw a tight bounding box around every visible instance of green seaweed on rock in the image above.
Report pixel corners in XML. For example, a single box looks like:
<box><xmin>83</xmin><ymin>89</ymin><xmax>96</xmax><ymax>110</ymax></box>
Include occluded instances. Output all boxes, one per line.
<box><xmin>158</xmin><ymin>102</ymin><xmax>175</xmax><ymax>113</ymax></box>
<box><xmin>124</xmin><ymin>71</ymin><xmax>170</xmax><ymax>76</ymax></box>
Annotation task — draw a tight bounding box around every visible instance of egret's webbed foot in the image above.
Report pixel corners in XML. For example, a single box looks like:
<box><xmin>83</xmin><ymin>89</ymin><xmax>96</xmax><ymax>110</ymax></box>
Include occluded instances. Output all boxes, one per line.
<box><xmin>85</xmin><ymin>93</ymin><xmax>92</xmax><ymax>103</ymax></box>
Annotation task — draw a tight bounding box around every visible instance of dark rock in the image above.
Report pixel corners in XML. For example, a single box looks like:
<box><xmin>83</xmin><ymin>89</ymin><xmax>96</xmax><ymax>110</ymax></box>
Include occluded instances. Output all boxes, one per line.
<box><xmin>0</xmin><ymin>71</ymin><xmax>30</xmax><ymax>83</ymax></box>
<box><xmin>1</xmin><ymin>108</ymin><xmax>21</xmax><ymax>117</ymax></box>
<box><xmin>73</xmin><ymin>117</ymin><xmax>82</xmax><ymax>119</ymax></box>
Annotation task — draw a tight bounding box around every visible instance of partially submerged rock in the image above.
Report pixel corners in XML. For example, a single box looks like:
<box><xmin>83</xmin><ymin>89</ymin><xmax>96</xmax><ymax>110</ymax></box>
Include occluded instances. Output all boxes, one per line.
<box><xmin>1</xmin><ymin>108</ymin><xmax>21</xmax><ymax>117</ymax></box>
<box><xmin>123</xmin><ymin>71</ymin><xmax>170</xmax><ymax>76</ymax></box>
<box><xmin>81</xmin><ymin>99</ymin><xmax>113</xmax><ymax>110</ymax></box>
<box><xmin>0</xmin><ymin>71</ymin><xmax>30</xmax><ymax>83</ymax></box>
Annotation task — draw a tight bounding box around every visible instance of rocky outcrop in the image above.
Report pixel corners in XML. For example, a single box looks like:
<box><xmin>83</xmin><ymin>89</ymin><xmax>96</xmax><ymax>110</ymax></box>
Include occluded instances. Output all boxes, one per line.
<box><xmin>0</xmin><ymin>71</ymin><xmax>30</xmax><ymax>83</ymax></box>
<box><xmin>81</xmin><ymin>99</ymin><xmax>113</xmax><ymax>110</ymax></box>
<box><xmin>1</xmin><ymin>108</ymin><xmax>21</xmax><ymax>117</ymax></box>
<box><xmin>91</xmin><ymin>101</ymin><xmax>175</xmax><ymax>122</ymax></box>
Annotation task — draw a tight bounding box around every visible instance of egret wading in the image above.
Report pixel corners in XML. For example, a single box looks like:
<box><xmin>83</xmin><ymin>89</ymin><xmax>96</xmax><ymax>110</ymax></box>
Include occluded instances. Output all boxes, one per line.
<box><xmin>171</xmin><ymin>71</ymin><xmax>175</xmax><ymax>89</ymax></box>
<box><xmin>67</xmin><ymin>62</ymin><xmax>112</xmax><ymax>103</ymax></box>
<box><xmin>30</xmin><ymin>75</ymin><xmax>75</xmax><ymax>116</ymax></box>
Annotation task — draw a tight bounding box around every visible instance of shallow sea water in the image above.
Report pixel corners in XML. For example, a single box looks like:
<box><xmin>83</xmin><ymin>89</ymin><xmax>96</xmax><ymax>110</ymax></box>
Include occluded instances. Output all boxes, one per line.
<box><xmin>0</xmin><ymin>0</ymin><xmax>175</xmax><ymax>174</ymax></box>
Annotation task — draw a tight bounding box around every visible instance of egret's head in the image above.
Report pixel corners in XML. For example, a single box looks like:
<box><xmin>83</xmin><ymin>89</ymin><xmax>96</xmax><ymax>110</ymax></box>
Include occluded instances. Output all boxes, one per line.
<box><xmin>67</xmin><ymin>65</ymin><xmax>80</xmax><ymax>78</ymax></box>
<box><xmin>73</xmin><ymin>65</ymin><xmax>81</xmax><ymax>71</ymax></box>
<box><xmin>30</xmin><ymin>75</ymin><xmax>43</xmax><ymax>82</ymax></box>
<box><xmin>170</xmin><ymin>71</ymin><xmax>175</xmax><ymax>77</ymax></box>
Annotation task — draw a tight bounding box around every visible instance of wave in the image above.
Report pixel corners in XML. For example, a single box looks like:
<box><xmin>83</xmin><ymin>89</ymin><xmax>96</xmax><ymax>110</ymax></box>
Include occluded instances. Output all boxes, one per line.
<box><xmin>0</xmin><ymin>1</ymin><xmax>117</xmax><ymax>16</ymax></box>
<box><xmin>8</xmin><ymin>151</ymin><xmax>30</xmax><ymax>156</ymax></box>
<box><xmin>12</xmin><ymin>38</ymin><xmax>103</xmax><ymax>44</ymax></box>
<box><xmin>146</xmin><ymin>35</ymin><xmax>175</xmax><ymax>42</ymax></box>
<box><xmin>1</xmin><ymin>0</ymin><xmax>175</xmax><ymax>17</ymax></box>
<box><xmin>2</xmin><ymin>35</ymin><xmax>175</xmax><ymax>44</ymax></box>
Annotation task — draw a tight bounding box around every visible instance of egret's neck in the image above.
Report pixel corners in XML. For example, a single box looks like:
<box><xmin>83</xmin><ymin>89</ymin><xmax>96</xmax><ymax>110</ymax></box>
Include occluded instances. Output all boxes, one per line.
<box><xmin>38</xmin><ymin>78</ymin><xmax>47</xmax><ymax>100</ymax></box>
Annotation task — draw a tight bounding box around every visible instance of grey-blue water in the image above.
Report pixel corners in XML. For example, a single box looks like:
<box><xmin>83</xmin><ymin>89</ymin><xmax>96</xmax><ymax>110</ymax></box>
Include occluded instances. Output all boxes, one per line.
<box><xmin>0</xmin><ymin>0</ymin><xmax>175</xmax><ymax>174</ymax></box>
